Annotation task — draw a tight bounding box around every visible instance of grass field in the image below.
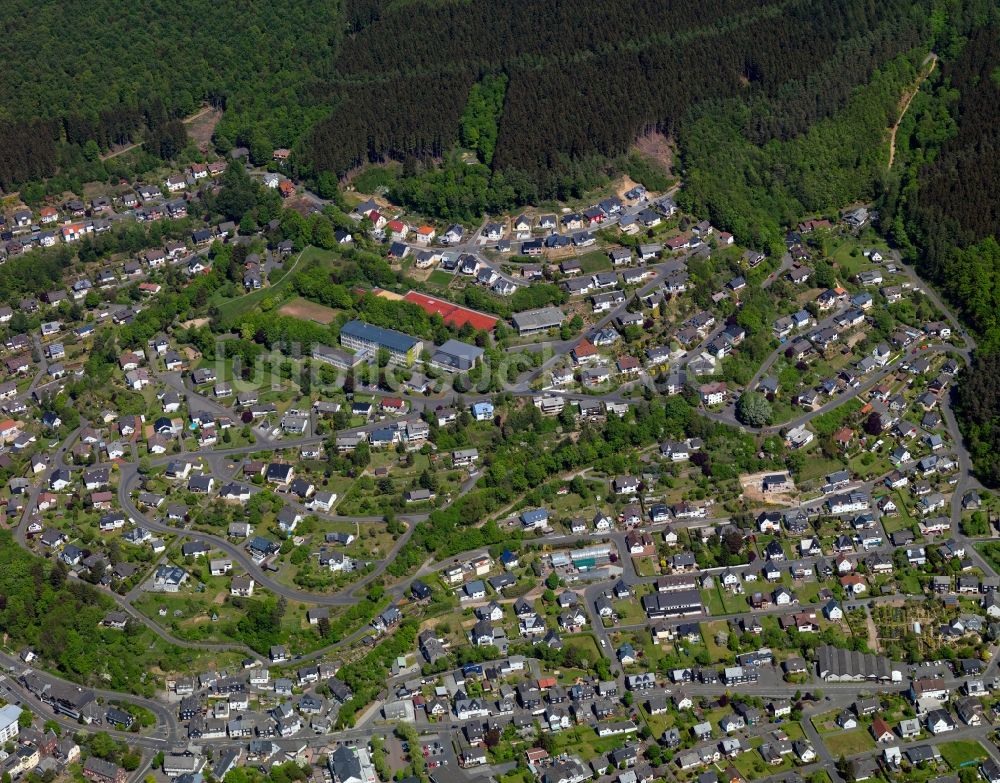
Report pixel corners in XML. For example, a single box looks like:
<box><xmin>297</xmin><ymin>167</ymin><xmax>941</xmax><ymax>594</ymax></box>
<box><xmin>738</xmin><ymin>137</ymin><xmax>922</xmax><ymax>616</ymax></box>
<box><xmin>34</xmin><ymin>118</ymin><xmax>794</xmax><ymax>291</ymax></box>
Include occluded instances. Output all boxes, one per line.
<box><xmin>612</xmin><ymin>597</ymin><xmax>647</xmax><ymax>626</ymax></box>
<box><xmin>428</xmin><ymin>270</ymin><xmax>453</xmax><ymax>287</ymax></box>
<box><xmin>550</xmin><ymin>724</ymin><xmax>632</xmax><ymax>760</ymax></box>
<box><xmin>633</xmin><ymin>557</ymin><xmax>658</xmax><ymax>577</ymax></box>
<box><xmin>939</xmin><ymin>740</ymin><xmax>988</xmax><ymax>769</ymax></box>
<box><xmin>796</xmin><ymin>455</ymin><xmax>846</xmax><ymax>483</ymax></box>
<box><xmin>795</xmin><ymin>580</ymin><xmax>822</xmax><ymax>603</ymax></box>
<box><xmin>578</xmin><ymin>250</ymin><xmax>612</xmax><ymax>273</ymax></box>
<box><xmin>733</xmin><ymin>748</ymin><xmax>792</xmax><ymax>778</ymax></box>
<box><xmin>216</xmin><ymin>269</ymin><xmax>296</xmax><ymax>323</ymax></box>
<box><xmin>811</xmin><ymin>709</ymin><xmax>844</xmax><ymax>734</ymax></box>
<box><xmin>829</xmin><ymin>240</ymin><xmax>866</xmax><ymax>279</ymax></box>
<box><xmin>978</xmin><ymin>543</ymin><xmax>1000</xmax><ymax>575</ymax></box>
<box><xmin>824</xmin><ymin>729</ymin><xmax>876</xmax><ymax>757</ymax></box>
<box><xmin>702</xmin><ymin>585</ymin><xmax>747</xmax><ymax>616</ymax></box>
<box><xmin>701</xmin><ymin>620</ymin><xmax>732</xmax><ymax>663</ymax></box>
<box><xmin>638</xmin><ymin>705</ymin><xmax>674</xmax><ymax>739</ymax></box>
<box><xmin>563</xmin><ymin>633</ymin><xmax>601</xmax><ymax>666</ymax></box>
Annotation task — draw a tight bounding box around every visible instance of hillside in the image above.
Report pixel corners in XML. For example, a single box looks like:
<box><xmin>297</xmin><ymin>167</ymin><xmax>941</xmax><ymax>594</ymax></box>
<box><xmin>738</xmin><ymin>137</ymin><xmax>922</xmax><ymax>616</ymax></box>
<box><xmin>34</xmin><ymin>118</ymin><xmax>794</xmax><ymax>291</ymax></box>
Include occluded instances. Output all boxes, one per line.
<box><xmin>304</xmin><ymin>0</ymin><xmax>931</xmax><ymax>196</ymax></box>
<box><xmin>879</xmin><ymin>23</ymin><xmax>1000</xmax><ymax>486</ymax></box>
<box><xmin>0</xmin><ymin>0</ymin><xmax>340</xmax><ymax>188</ymax></box>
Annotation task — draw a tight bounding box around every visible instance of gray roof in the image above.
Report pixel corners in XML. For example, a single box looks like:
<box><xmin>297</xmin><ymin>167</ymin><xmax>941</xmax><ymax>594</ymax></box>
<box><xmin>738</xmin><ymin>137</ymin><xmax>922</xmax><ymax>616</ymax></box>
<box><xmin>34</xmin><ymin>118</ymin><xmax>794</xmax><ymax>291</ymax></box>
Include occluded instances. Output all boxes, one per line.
<box><xmin>329</xmin><ymin>746</ymin><xmax>362</xmax><ymax>783</ymax></box>
<box><xmin>432</xmin><ymin>339</ymin><xmax>484</xmax><ymax>369</ymax></box>
<box><xmin>340</xmin><ymin>320</ymin><xmax>419</xmax><ymax>354</ymax></box>
<box><xmin>816</xmin><ymin>644</ymin><xmax>893</xmax><ymax>680</ymax></box>
<box><xmin>512</xmin><ymin>306</ymin><xmax>565</xmax><ymax>331</ymax></box>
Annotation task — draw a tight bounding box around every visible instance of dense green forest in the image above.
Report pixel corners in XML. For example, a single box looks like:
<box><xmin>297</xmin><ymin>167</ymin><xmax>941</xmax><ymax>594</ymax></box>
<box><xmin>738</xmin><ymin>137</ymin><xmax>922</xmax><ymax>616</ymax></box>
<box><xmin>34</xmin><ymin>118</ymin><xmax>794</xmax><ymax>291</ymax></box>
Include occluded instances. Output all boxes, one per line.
<box><xmin>885</xmin><ymin>23</ymin><xmax>1000</xmax><ymax>339</ymax></box>
<box><xmin>304</xmin><ymin>0</ymin><xmax>931</xmax><ymax>199</ymax></box>
<box><xmin>876</xmin><ymin>22</ymin><xmax>1000</xmax><ymax>485</ymax></box>
<box><xmin>459</xmin><ymin>75</ymin><xmax>508</xmax><ymax>166</ymax></box>
<box><xmin>0</xmin><ymin>0</ymin><xmax>340</xmax><ymax>188</ymax></box>
<box><xmin>955</xmin><ymin>351</ymin><xmax>1000</xmax><ymax>486</ymax></box>
<box><xmin>678</xmin><ymin>55</ymin><xmax>922</xmax><ymax>255</ymax></box>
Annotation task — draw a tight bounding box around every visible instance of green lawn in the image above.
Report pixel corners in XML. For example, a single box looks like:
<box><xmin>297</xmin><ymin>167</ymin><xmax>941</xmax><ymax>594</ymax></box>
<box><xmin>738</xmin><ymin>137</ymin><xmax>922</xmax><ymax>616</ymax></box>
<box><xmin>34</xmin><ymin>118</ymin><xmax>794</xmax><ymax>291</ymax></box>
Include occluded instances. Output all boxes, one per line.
<box><xmin>811</xmin><ymin>709</ymin><xmax>843</xmax><ymax>734</ymax></box>
<box><xmin>797</xmin><ymin>455</ymin><xmax>846</xmax><ymax>483</ymax></box>
<box><xmin>701</xmin><ymin>620</ymin><xmax>732</xmax><ymax>662</ymax></box>
<box><xmin>638</xmin><ymin>706</ymin><xmax>674</xmax><ymax>739</ymax></box>
<box><xmin>702</xmin><ymin>588</ymin><xmax>725</xmax><ymax>616</ymax></box>
<box><xmin>899</xmin><ymin>573</ymin><xmax>923</xmax><ymax>594</ymax></box>
<box><xmin>612</xmin><ymin>597</ymin><xmax>648</xmax><ymax>626</ymax></box>
<box><xmin>715</xmin><ymin>587</ymin><xmax>749</xmax><ymax>614</ymax></box>
<box><xmin>427</xmin><ymin>269</ymin><xmax>453</xmax><ymax>287</ymax></box>
<box><xmin>939</xmin><ymin>740</ymin><xmax>988</xmax><ymax>769</ymax></box>
<box><xmin>829</xmin><ymin>240</ymin><xmax>866</xmax><ymax>279</ymax></box>
<box><xmin>734</xmin><ymin>749</ymin><xmax>792</xmax><ymax>779</ymax></box>
<box><xmin>823</xmin><ymin>729</ymin><xmax>876</xmax><ymax>757</ymax></box>
<box><xmin>894</xmin><ymin>489</ymin><xmax>917</xmax><ymax>526</ymax></box>
<box><xmin>563</xmin><ymin>633</ymin><xmax>601</xmax><ymax>666</ymax></box>
<box><xmin>633</xmin><ymin>557</ymin><xmax>658</xmax><ymax>577</ymax></box>
<box><xmin>976</xmin><ymin>543</ymin><xmax>1000</xmax><ymax>575</ymax></box>
<box><xmin>795</xmin><ymin>580</ymin><xmax>822</xmax><ymax>604</ymax></box>
<box><xmin>879</xmin><ymin>510</ymin><xmax>908</xmax><ymax>535</ymax></box>
<box><xmin>549</xmin><ymin>724</ymin><xmax>630</xmax><ymax>760</ymax></box>
<box><xmin>578</xmin><ymin>250</ymin><xmax>612</xmax><ymax>273</ymax></box>
<box><xmin>216</xmin><ymin>271</ymin><xmax>295</xmax><ymax>323</ymax></box>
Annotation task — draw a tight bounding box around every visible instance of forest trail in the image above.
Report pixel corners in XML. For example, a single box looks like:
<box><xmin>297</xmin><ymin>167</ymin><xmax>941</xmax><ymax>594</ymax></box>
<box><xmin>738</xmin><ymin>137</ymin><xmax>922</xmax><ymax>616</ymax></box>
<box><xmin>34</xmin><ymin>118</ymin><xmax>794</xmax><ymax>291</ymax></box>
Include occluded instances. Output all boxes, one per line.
<box><xmin>888</xmin><ymin>52</ymin><xmax>938</xmax><ymax>169</ymax></box>
<box><xmin>100</xmin><ymin>105</ymin><xmax>217</xmax><ymax>161</ymax></box>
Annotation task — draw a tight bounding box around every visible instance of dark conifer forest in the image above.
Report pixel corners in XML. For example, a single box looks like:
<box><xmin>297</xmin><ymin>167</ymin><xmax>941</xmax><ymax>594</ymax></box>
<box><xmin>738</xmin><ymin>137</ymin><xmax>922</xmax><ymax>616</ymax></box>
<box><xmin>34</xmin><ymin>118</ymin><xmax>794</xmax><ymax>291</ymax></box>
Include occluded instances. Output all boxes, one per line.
<box><xmin>304</xmin><ymin>0</ymin><xmax>932</xmax><ymax>198</ymax></box>
<box><xmin>878</xmin><ymin>21</ymin><xmax>1000</xmax><ymax>485</ymax></box>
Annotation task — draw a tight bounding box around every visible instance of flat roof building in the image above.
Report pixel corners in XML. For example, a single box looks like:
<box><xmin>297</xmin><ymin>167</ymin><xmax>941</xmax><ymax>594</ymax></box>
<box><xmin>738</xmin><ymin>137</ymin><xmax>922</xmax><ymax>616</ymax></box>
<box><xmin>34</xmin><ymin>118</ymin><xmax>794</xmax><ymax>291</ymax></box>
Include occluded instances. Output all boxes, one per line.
<box><xmin>430</xmin><ymin>339</ymin><xmax>484</xmax><ymax>372</ymax></box>
<box><xmin>512</xmin><ymin>306</ymin><xmax>565</xmax><ymax>335</ymax></box>
<box><xmin>339</xmin><ymin>320</ymin><xmax>420</xmax><ymax>365</ymax></box>
<box><xmin>312</xmin><ymin>344</ymin><xmax>368</xmax><ymax>370</ymax></box>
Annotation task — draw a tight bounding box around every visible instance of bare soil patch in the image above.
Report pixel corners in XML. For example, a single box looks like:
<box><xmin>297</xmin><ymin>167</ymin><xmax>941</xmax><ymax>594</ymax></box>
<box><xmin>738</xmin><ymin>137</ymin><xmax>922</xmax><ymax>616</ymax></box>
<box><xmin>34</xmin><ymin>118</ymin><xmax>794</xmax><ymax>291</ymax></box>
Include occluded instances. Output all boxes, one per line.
<box><xmin>285</xmin><ymin>194</ymin><xmax>323</xmax><ymax>217</ymax></box>
<box><xmin>633</xmin><ymin>130</ymin><xmax>674</xmax><ymax>173</ymax></box>
<box><xmin>739</xmin><ymin>470</ymin><xmax>799</xmax><ymax>505</ymax></box>
<box><xmin>278</xmin><ymin>297</ymin><xmax>338</xmax><ymax>325</ymax></box>
<box><xmin>185</xmin><ymin>107</ymin><xmax>223</xmax><ymax>153</ymax></box>
<box><xmin>615</xmin><ymin>175</ymin><xmax>643</xmax><ymax>200</ymax></box>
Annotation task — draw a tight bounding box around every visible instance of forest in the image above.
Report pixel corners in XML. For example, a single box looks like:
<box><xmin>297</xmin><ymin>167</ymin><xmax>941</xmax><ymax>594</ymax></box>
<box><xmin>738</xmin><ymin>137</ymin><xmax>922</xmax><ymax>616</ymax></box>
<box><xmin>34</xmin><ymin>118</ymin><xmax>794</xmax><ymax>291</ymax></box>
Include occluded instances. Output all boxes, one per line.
<box><xmin>955</xmin><ymin>351</ymin><xmax>1000</xmax><ymax>487</ymax></box>
<box><xmin>875</xmin><ymin>22</ymin><xmax>1000</xmax><ymax>485</ymax></box>
<box><xmin>0</xmin><ymin>0</ymin><xmax>340</xmax><ymax>188</ymax></box>
<box><xmin>885</xmin><ymin>23</ymin><xmax>1000</xmax><ymax>340</ymax></box>
<box><xmin>679</xmin><ymin>54</ymin><xmax>922</xmax><ymax>255</ymax></box>
<box><xmin>303</xmin><ymin>0</ymin><xmax>932</xmax><ymax>198</ymax></box>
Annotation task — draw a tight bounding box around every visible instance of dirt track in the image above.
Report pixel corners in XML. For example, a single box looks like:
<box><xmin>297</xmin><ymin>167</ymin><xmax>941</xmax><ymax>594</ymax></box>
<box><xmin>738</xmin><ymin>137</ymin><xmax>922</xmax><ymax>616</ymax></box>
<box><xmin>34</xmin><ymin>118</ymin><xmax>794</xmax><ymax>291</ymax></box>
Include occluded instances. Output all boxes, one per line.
<box><xmin>888</xmin><ymin>53</ymin><xmax>938</xmax><ymax>169</ymax></box>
